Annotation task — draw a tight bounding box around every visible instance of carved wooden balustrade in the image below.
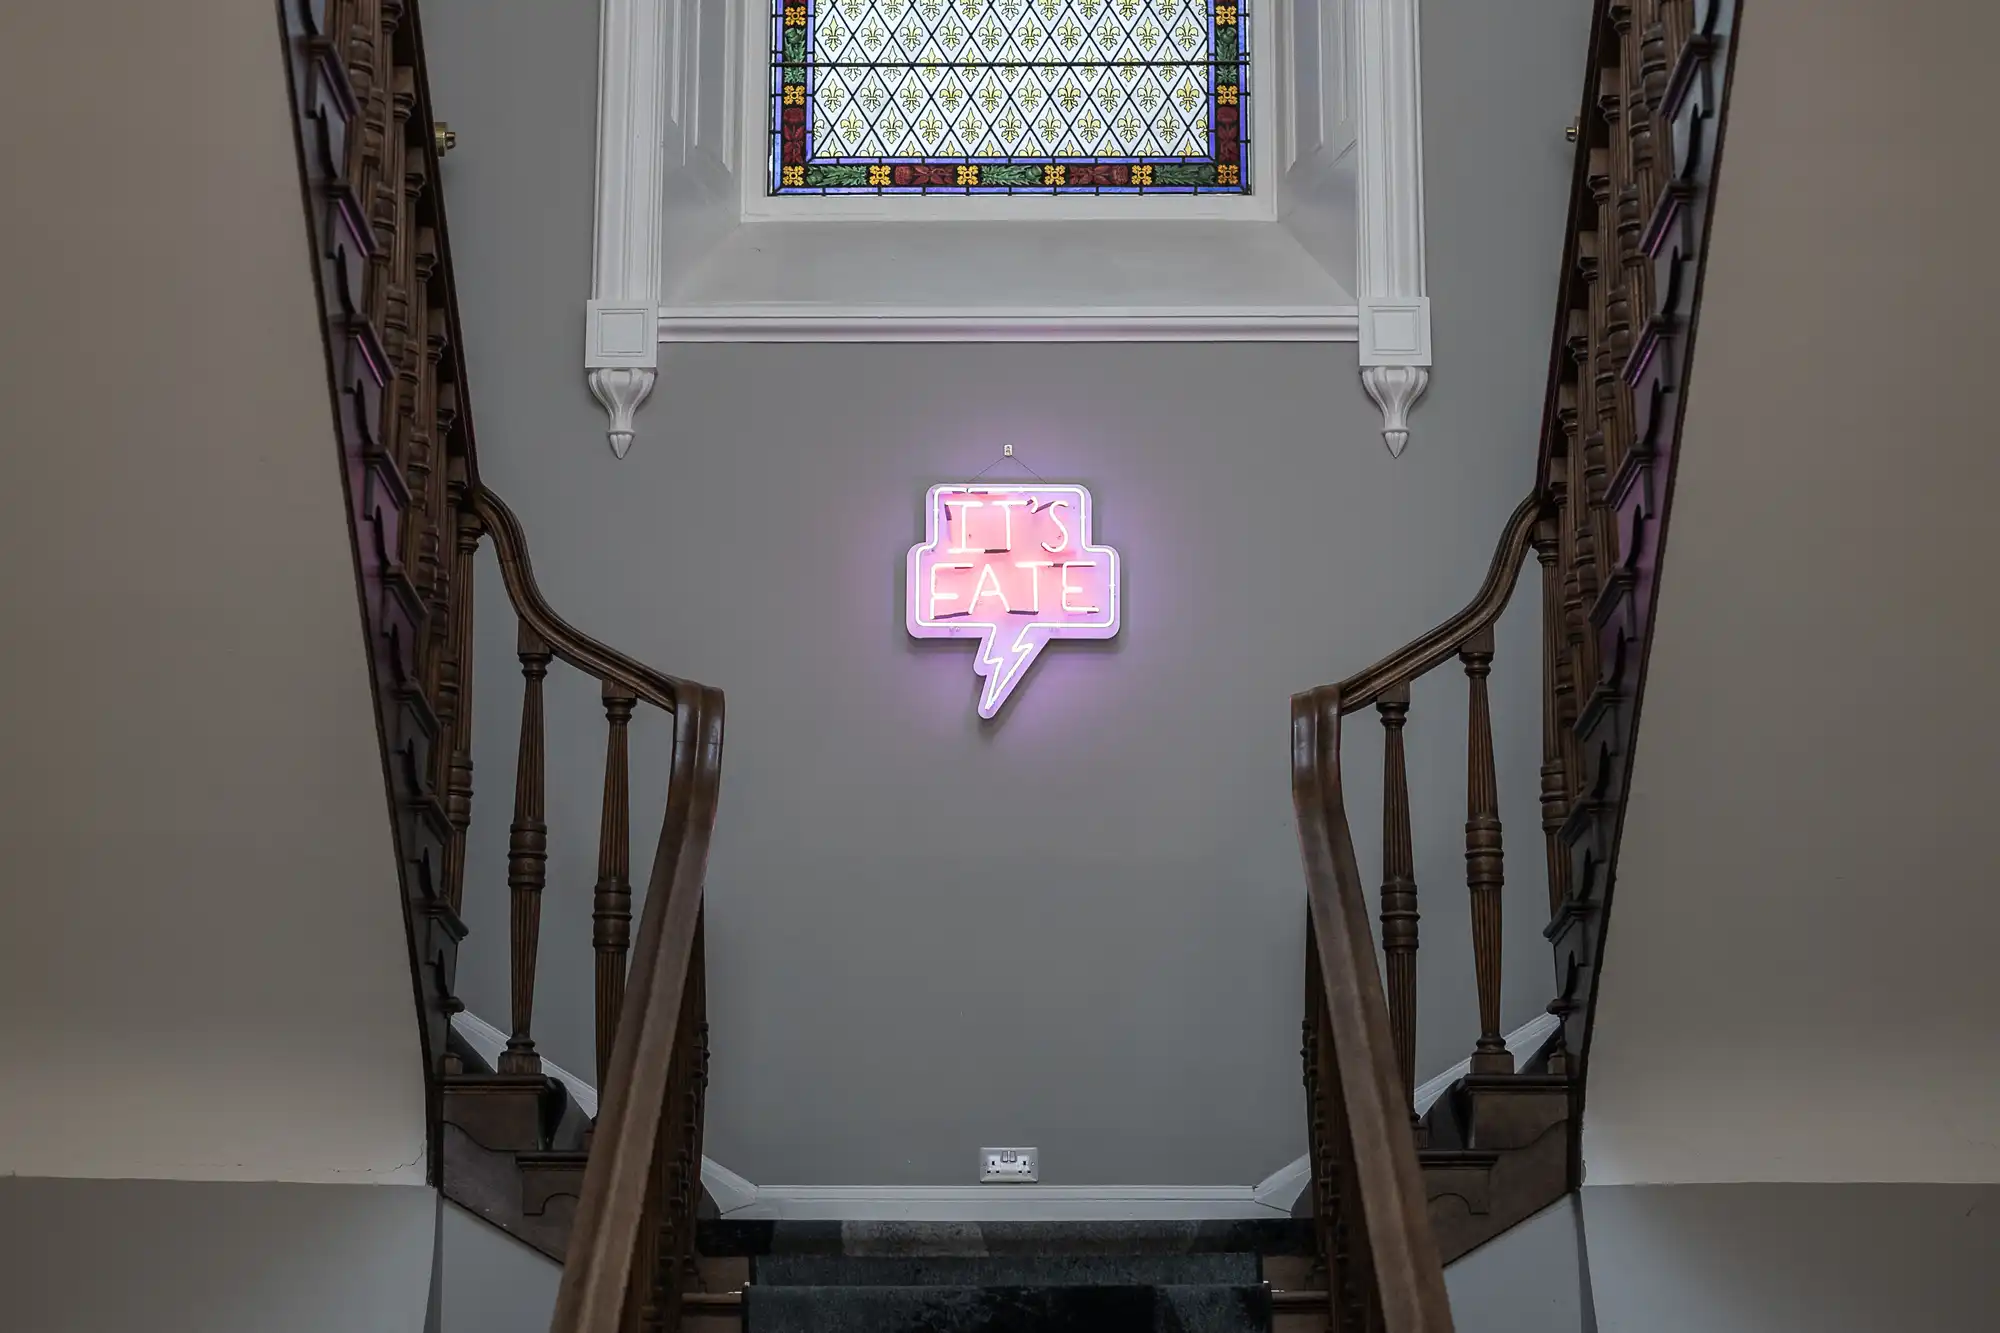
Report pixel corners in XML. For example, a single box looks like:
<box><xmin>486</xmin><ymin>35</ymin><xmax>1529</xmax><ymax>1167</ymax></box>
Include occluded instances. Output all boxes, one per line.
<box><xmin>1294</xmin><ymin>0</ymin><xmax>1737</xmax><ymax>1314</ymax></box>
<box><xmin>280</xmin><ymin>2</ymin><xmax>724</xmax><ymax>1329</ymax></box>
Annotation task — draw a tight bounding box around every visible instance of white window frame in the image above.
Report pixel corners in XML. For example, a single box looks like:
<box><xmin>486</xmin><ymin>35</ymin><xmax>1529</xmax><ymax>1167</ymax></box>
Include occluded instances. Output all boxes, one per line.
<box><xmin>583</xmin><ymin>0</ymin><xmax>1431</xmax><ymax>458</ymax></box>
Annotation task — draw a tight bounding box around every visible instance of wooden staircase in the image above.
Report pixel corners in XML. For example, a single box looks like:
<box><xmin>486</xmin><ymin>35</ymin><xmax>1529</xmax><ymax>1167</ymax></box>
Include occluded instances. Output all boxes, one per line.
<box><xmin>282</xmin><ymin>0</ymin><xmax>1742</xmax><ymax>1328</ymax></box>
<box><xmin>1293</xmin><ymin>0</ymin><xmax>1741</xmax><ymax>1320</ymax></box>
<box><xmin>282</xmin><ymin>0</ymin><xmax>721</xmax><ymax>1325</ymax></box>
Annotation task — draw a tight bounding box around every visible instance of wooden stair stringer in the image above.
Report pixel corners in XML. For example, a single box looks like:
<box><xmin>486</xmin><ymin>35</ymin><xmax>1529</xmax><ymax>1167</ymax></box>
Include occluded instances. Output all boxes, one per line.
<box><xmin>1418</xmin><ymin>1073</ymin><xmax>1573</xmax><ymax>1265</ymax></box>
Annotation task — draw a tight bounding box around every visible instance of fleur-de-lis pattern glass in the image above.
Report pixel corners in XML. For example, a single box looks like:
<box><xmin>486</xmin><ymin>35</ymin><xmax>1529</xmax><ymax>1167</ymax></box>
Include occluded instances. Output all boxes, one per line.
<box><xmin>770</xmin><ymin>1</ymin><xmax>1249</xmax><ymax>194</ymax></box>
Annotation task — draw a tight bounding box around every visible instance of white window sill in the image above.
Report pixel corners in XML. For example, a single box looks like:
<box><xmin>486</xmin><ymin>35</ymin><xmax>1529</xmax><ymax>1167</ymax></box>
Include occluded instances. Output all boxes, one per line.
<box><xmin>656</xmin><ymin>219</ymin><xmax>1359</xmax><ymax>342</ymax></box>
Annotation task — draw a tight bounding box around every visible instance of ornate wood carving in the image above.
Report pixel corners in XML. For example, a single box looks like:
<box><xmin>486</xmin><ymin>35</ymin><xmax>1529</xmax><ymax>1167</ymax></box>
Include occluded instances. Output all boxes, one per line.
<box><xmin>1541</xmin><ymin>0</ymin><xmax>1736</xmax><ymax>1091</ymax></box>
<box><xmin>281</xmin><ymin>0</ymin><xmax>464</xmax><ymax>1178</ymax></box>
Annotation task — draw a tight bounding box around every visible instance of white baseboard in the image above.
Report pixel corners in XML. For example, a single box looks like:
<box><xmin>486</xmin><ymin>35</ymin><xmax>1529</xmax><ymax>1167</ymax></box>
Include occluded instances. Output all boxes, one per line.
<box><xmin>722</xmin><ymin>1185</ymin><xmax>1290</xmax><ymax>1222</ymax></box>
<box><xmin>1250</xmin><ymin>1154</ymin><xmax>1313</xmax><ymax>1213</ymax></box>
<box><xmin>701</xmin><ymin>1155</ymin><xmax>761</xmax><ymax>1214</ymax></box>
<box><xmin>451</xmin><ymin>1008</ymin><xmax>1559</xmax><ymax>1222</ymax></box>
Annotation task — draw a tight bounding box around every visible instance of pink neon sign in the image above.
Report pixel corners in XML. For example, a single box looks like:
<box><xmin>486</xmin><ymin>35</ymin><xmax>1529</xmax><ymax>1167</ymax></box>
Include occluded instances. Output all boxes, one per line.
<box><xmin>907</xmin><ymin>483</ymin><xmax>1121</xmax><ymax>719</ymax></box>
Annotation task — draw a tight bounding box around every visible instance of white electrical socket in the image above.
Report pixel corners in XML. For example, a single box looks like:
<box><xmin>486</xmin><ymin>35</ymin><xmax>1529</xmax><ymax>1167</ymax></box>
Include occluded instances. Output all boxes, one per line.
<box><xmin>979</xmin><ymin>1147</ymin><xmax>1038</xmax><ymax>1183</ymax></box>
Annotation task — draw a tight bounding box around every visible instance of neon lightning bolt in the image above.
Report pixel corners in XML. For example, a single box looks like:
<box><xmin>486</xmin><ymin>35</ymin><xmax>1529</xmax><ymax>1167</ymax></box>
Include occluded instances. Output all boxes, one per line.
<box><xmin>973</xmin><ymin>622</ymin><xmax>1054</xmax><ymax>720</ymax></box>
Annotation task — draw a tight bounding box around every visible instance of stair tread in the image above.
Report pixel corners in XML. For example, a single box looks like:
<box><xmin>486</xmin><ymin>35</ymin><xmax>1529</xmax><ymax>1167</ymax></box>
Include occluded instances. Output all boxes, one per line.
<box><xmin>755</xmin><ymin>1252</ymin><xmax>1260</xmax><ymax>1287</ymax></box>
<box><xmin>742</xmin><ymin>1283</ymin><xmax>1272</xmax><ymax>1333</ymax></box>
<box><xmin>441</xmin><ymin>1070</ymin><xmax>553</xmax><ymax>1087</ymax></box>
<box><xmin>701</xmin><ymin>1218</ymin><xmax>1314</xmax><ymax>1258</ymax></box>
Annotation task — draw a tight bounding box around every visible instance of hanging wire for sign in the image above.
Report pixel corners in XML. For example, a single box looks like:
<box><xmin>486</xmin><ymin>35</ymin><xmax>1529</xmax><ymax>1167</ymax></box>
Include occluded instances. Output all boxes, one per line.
<box><xmin>962</xmin><ymin>443</ymin><xmax>1051</xmax><ymax>489</ymax></box>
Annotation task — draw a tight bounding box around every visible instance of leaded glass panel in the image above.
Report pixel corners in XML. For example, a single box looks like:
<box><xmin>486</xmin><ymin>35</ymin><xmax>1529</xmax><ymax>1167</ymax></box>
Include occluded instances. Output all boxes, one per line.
<box><xmin>769</xmin><ymin>1</ymin><xmax>1250</xmax><ymax>195</ymax></box>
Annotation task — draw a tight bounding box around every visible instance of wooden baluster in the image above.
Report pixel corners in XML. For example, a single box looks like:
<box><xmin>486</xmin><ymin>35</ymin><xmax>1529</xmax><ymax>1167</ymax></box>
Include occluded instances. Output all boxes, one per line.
<box><xmin>341</xmin><ymin>0</ymin><xmax>382</xmax><ymax>265</ymax></box>
<box><xmin>1534</xmin><ymin>520</ymin><xmax>1573</xmax><ymax>921</ymax></box>
<box><xmin>593</xmin><ymin>684</ymin><xmax>637</xmax><ymax>1090</ymax></box>
<box><xmin>1461</xmin><ymin>627</ymin><xmax>1513</xmax><ymax>1075</ymax></box>
<box><xmin>667</xmin><ymin>927</ymin><xmax>709</xmax><ymax>1324</ymax></box>
<box><xmin>500</xmin><ymin>623</ymin><xmax>551</xmax><ymax>1074</ymax></box>
<box><xmin>1301</xmin><ymin>919</ymin><xmax>1362</xmax><ymax>1330</ymax></box>
<box><xmin>1583</xmin><ymin>144</ymin><xmax>1623</xmax><ymax>589</ymax></box>
<box><xmin>442</xmin><ymin>503</ymin><xmax>480</xmax><ymax>915</ymax></box>
<box><xmin>1301</xmin><ymin>925</ymin><xmax>1333</xmax><ymax>1292</ymax></box>
<box><xmin>1325</xmin><ymin>1030</ymin><xmax>1366</xmax><ymax>1333</ymax></box>
<box><xmin>693</xmin><ymin>919</ymin><xmax>712</xmax><ymax>1211</ymax></box>
<box><xmin>626</xmin><ymin>1121</ymin><xmax>665</xmax><ymax>1331</ymax></box>
<box><xmin>1375</xmin><ymin>684</ymin><xmax>1421</xmax><ymax>1126</ymax></box>
<box><xmin>1625</xmin><ymin>2</ymin><xmax>1667</xmax><ymax>339</ymax></box>
<box><xmin>1608</xmin><ymin>28</ymin><xmax>1643</xmax><ymax>481</ymax></box>
<box><xmin>1660</xmin><ymin>0</ymin><xmax>1696</xmax><ymax>79</ymax></box>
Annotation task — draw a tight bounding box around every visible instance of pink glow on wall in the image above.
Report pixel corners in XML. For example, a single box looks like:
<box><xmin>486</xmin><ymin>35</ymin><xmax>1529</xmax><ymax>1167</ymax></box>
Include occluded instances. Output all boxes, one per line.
<box><xmin>907</xmin><ymin>483</ymin><xmax>1121</xmax><ymax>719</ymax></box>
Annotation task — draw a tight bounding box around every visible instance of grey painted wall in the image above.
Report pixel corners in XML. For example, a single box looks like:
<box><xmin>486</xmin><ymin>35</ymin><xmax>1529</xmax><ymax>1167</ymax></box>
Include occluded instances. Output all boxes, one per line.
<box><xmin>1580</xmin><ymin>1184</ymin><xmax>2000</xmax><ymax>1332</ymax></box>
<box><xmin>0</xmin><ymin>1178</ymin><xmax>437</xmax><ymax>1333</ymax></box>
<box><xmin>440</xmin><ymin>1202</ymin><xmax>560</xmax><ymax>1333</ymax></box>
<box><xmin>424</xmin><ymin>0</ymin><xmax>1590</xmax><ymax>1186</ymax></box>
<box><xmin>1445</xmin><ymin>1199</ymin><xmax>1588</xmax><ymax>1333</ymax></box>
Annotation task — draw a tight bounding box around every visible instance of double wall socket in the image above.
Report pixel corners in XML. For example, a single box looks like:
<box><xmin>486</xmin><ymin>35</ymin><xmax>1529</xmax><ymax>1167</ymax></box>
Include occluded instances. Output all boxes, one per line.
<box><xmin>979</xmin><ymin>1147</ymin><xmax>1038</xmax><ymax>1183</ymax></box>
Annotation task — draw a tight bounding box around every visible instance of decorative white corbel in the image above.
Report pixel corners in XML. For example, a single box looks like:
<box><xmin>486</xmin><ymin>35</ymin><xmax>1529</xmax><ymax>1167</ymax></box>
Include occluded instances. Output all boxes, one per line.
<box><xmin>586</xmin><ymin>0</ymin><xmax>669</xmax><ymax>457</ymax></box>
<box><xmin>586</xmin><ymin>364</ymin><xmax>655</xmax><ymax>459</ymax></box>
<box><xmin>1354</xmin><ymin>0</ymin><xmax>1431</xmax><ymax>455</ymax></box>
<box><xmin>1360</xmin><ymin>362</ymin><xmax>1430</xmax><ymax>456</ymax></box>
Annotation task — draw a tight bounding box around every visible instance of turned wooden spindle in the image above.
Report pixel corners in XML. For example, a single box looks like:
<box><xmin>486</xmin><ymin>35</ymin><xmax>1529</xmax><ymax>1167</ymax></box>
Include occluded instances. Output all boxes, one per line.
<box><xmin>1460</xmin><ymin>626</ymin><xmax>1513</xmax><ymax>1075</ymax></box>
<box><xmin>1533</xmin><ymin>520</ymin><xmax>1574</xmax><ymax>921</ymax></box>
<box><xmin>500</xmin><ymin>622</ymin><xmax>551</xmax><ymax>1075</ymax></box>
<box><xmin>1375</xmin><ymin>683</ymin><xmax>1421</xmax><ymax>1119</ymax></box>
<box><xmin>592</xmin><ymin>683</ymin><xmax>637</xmax><ymax>1090</ymax></box>
<box><xmin>442</xmin><ymin>505</ymin><xmax>480</xmax><ymax>915</ymax></box>
<box><xmin>1322</xmin><ymin>1029</ymin><xmax>1367</xmax><ymax>1333</ymax></box>
<box><xmin>1301</xmin><ymin>927</ymin><xmax>1333</xmax><ymax>1287</ymax></box>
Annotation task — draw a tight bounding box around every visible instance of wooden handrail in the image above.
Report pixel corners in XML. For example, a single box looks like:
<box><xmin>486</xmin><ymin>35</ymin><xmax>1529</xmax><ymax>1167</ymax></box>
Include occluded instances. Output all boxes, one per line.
<box><xmin>477</xmin><ymin>486</ymin><xmax>727</xmax><ymax>1333</ymax></box>
<box><xmin>549</xmin><ymin>679</ymin><xmax>723</xmax><ymax>1332</ymax></box>
<box><xmin>1333</xmin><ymin>491</ymin><xmax>1543</xmax><ymax>712</ymax></box>
<box><xmin>1295</xmin><ymin>491</ymin><xmax>1546</xmax><ymax>1316</ymax></box>
<box><xmin>1294</xmin><ymin>687</ymin><xmax>1456</xmax><ymax>1332</ymax></box>
<box><xmin>473</xmin><ymin>488</ymin><xmax>693</xmax><ymax>715</ymax></box>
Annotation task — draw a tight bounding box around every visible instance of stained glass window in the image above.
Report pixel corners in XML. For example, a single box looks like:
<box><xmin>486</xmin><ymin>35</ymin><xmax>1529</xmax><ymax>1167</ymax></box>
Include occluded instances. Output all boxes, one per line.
<box><xmin>768</xmin><ymin>1</ymin><xmax>1250</xmax><ymax>195</ymax></box>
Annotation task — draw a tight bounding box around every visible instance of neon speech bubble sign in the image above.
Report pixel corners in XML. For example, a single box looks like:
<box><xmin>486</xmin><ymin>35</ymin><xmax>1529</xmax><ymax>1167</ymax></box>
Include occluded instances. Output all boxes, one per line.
<box><xmin>907</xmin><ymin>483</ymin><xmax>1121</xmax><ymax>719</ymax></box>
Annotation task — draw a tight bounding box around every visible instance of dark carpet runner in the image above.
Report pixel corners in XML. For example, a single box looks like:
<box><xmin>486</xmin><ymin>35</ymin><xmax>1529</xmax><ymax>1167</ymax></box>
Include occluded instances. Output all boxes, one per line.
<box><xmin>718</xmin><ymin>1221</ymin><xmax>1300</xmax><ymax>1333</ymax></box>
